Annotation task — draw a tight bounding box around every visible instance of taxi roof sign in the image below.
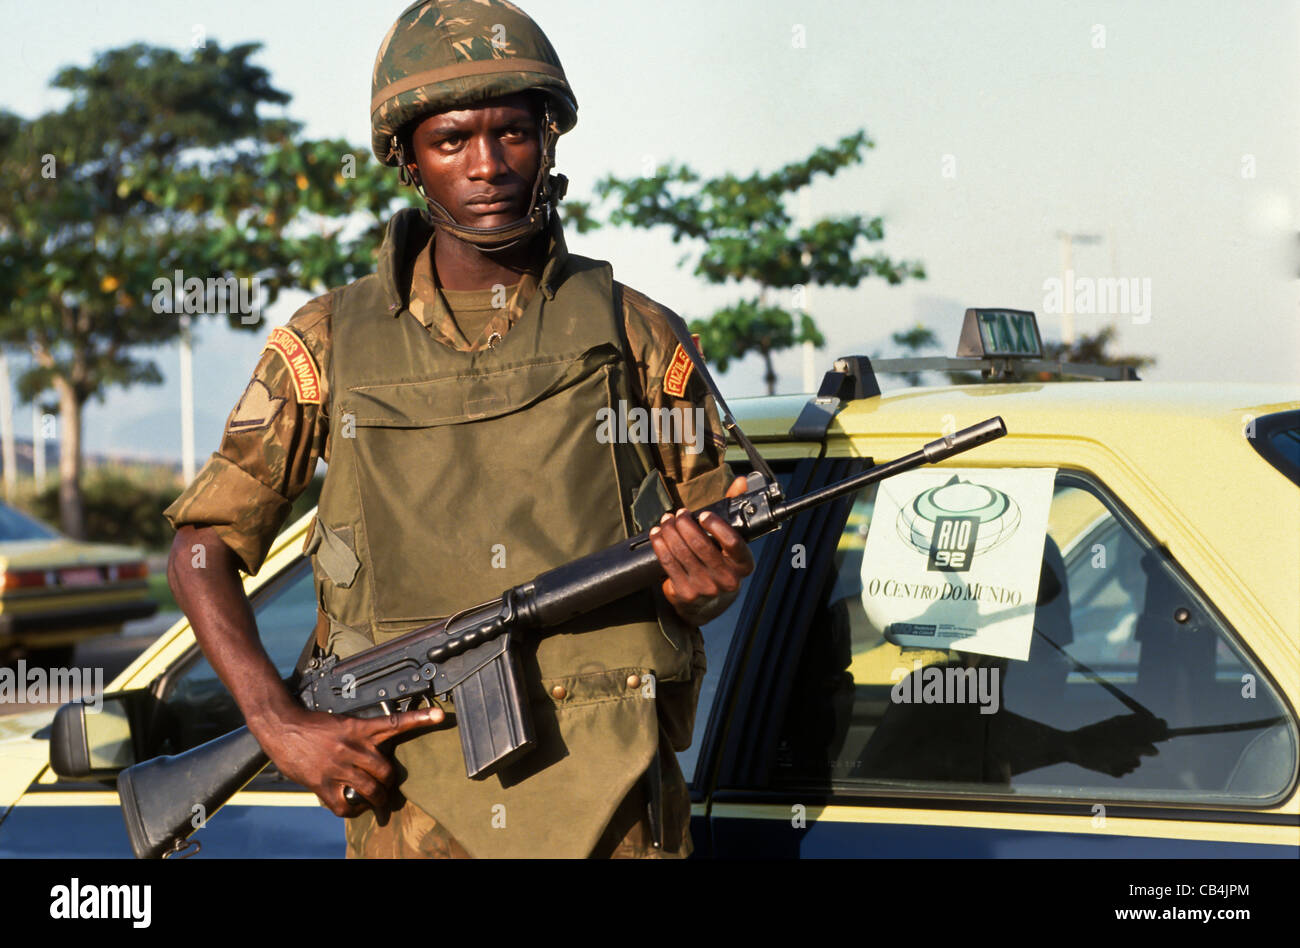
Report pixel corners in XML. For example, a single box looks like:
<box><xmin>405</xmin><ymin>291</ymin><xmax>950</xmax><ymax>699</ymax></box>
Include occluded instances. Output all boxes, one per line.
<box><xmin>957</xmin><ymin>309</ymin><xmax>1043</xmax><ymax>359</ymax></box>
<box><xmin>789</xmin><ymin>307</ymin><xmax>1139</xmax><ymax>437</ymax></box>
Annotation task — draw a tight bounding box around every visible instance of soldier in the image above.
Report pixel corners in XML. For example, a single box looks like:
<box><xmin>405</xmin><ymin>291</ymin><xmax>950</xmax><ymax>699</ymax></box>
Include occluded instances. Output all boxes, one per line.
<box><xmin>164</xmin><ymin>0</ymin><xmax>754</xmax><ymax>858</ymax></box>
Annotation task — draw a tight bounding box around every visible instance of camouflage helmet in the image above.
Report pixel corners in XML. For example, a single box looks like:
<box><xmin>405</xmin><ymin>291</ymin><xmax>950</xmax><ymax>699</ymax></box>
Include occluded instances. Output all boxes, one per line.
<box><xmin>370</xmin><ymin>0</ymin><xmax>578</xmax><ymax>166</ymax></box>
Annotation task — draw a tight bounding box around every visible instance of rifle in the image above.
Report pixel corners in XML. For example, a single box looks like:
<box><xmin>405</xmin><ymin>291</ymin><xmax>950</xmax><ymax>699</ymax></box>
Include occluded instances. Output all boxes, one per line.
<box><xmin>115</xmin><ymin>412</ymin><xmax>1005</xmax><ymax>858</ymax></box>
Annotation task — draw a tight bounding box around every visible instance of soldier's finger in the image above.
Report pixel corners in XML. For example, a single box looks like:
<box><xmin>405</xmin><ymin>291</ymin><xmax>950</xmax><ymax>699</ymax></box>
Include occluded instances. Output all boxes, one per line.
<box><xmin>653</xmin><ymin>515</ymin><xmax>712</xmax><ymax>584</ymax></box>
<box><xmin>724</xmin><ymin>476</ymin><xmax>749</xmax><ymax>499</ymax></box>
<box><xmin>344</xmin><ymin>740</ymin><xmax>397</xmax><ymax>786</ymax></box>
<box><xmin>672</xmin><ymin>509</ymin><xmax>730</xmax><ymax>571</ymax></box>
<box><xmin>697</xmin><ymin>511</ymin><xmax>755</xmax><ymax>572</ymax></box>
<box><xmin>365</xmin><ymin>706</ymin><xmax>445</xmax><ymax>741</ymax></box>
<box><xmin>338</xmin><ymin>767</ymin><xmax>387</xmax><ymax>812</ymax></box>
<box><xmin>323</xmin><ymin>789</ymin><xmax>355</xmax><ymax>819</ymax></box>
<box><xmin>650</xmin><ymin>529</ymin><xmax>692</xmax><ymax>597</ymax></box>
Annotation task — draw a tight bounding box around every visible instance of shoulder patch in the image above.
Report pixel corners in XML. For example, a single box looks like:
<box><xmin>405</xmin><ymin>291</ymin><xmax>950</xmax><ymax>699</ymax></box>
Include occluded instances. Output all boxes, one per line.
<box><xmin>663</xmin><ymin>334</ymin><xmax>703</xmax><ymax>398</ymax></box>
<box><xmin>229</xmin><ymin>379</ymin><xmax>285</xmax><ymax>432</ymax></box>
<box><xmin>265</xmin><ymin>326</ymin><xmax>323</xmax><ymax>405</ymax></box>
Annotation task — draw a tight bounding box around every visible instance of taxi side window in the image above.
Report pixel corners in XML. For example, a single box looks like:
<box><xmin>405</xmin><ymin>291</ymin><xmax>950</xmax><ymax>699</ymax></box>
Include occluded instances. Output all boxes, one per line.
<box><xmin>772</xmin><ymin>473</ymin><xmax>1297</xmax><ymax>805</ymax></box>
<box><xmin>154</xmin><ymin>558</ymin><xmax>316</xmax><ymax>754</ymax></box>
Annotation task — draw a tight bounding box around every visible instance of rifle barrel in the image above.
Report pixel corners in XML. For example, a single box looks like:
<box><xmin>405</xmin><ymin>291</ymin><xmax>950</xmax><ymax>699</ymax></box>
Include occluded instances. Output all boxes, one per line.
<box><xmin>775</xmin><ymin>417</ymin><xmax>1006</xmax><ymax>520</ymax></box>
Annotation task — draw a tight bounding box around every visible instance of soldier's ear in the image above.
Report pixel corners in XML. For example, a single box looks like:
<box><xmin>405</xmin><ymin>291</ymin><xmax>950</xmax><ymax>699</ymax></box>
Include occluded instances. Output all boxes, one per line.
<box><xmin>404</xmin><ymin>157</ymin><xmax>423</xmax><ymax>188</ymax></box>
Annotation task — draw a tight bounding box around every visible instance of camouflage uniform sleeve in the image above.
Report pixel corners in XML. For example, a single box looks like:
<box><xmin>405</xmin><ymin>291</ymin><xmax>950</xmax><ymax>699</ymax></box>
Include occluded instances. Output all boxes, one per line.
<box><xmin>618</xmin><ymin>283</ymin><xmax>733</xmax><ymax>510</ymax></box>
<box><xmin>163</xmin><ymin>295</ymin><xmax>333</xmax><ymax>575</ymax></box>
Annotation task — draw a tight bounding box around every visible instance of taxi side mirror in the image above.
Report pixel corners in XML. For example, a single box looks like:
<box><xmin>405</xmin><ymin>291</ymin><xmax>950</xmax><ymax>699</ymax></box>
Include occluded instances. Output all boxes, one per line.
<box><xmin>49</xmin><ymin>690</ymin><xmax>152</xmax><ymax>780</ymax></box>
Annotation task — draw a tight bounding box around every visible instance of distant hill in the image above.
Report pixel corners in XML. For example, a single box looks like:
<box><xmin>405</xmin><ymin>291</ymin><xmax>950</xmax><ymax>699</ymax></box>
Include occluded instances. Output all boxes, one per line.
<box><xmin>1</xmin><ymin>437</ymin><xmax>181</xmax><ymax>479</ymax></box>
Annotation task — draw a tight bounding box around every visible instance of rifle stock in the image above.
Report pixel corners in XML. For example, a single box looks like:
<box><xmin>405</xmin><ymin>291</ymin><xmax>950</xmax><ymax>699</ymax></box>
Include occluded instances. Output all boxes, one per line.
<box><xmin>117</xmin><ymin>726</ymin><xmax>267</xmax><ymax>859</ymax></box>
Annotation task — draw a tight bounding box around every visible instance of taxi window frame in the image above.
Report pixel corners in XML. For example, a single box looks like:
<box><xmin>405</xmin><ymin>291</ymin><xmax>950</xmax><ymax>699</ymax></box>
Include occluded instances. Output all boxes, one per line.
<box><xmin>708</xmin><ymin>464</ymin><xmax>1300</xmax><ymax>816</ymax></box>
<box><xmin>688</xmin><ymin>457</ymin><xmax>830</xmax><ymax>801</ymax></box>
<box><xmin>707</xmin><ymin>456</ymin><xmax>874</xmax><ymax>792</ymax></box>
<box><xmin>150</xmin><ymin>555</ymin><xmax>315</xmax><ymax>702</ymax></box>
<box><xmin>1048</xmin><ymin>470</ymin><xmax>1299</xmax><ymax>815</ymax></box>
<box><xmin>1249</xmin><ymin>409</ymin><xmax>1300</xmax><ymax>487</ymax></box>
<box><xmin>140</xmin><ymin>555</ymin><xmax>316</xmax><ymax>774</ymax></box>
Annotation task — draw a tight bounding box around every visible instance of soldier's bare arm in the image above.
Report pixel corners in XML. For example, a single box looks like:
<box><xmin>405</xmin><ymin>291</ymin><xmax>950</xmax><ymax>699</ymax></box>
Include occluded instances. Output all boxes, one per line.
<box><xmin>163</xmin><ymin>301</ymin><xmax>445</xmax><ymax>816</ymax></box>
<box><xmin>168</xmin><ymin>525</ymin><xmax>442</xmax><ymax>817</ymax></box>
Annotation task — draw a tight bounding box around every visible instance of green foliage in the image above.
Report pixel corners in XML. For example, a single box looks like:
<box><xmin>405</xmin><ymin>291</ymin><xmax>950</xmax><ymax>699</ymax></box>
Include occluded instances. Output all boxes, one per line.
<box><xmin>1041</xmin><ymin>327</ymin><xmax>1156</xmax><ymax>378</ymax></box>
<box><xmin>689</xmin><ymin>300</ymin><xmax>824</xmax><ymax>394</ymax></box>
<box><xmin>0</xmin><ymin>40</ymin><xmax>409</xmax><ymax>534</ymax></box>
<box><xmin>594</xmin><ymin>131</ymin><xmax>924</xmax><ymax>289</ymax></box>
<box><xmin>14</xmin><ymin>467</ymin><xmax>181</xmax><ymax>551</ymax></box>
<box><xmin>890</xmin><ymin>323</ymin><xmax>940</xmax><ymax>387</ymax></box>
<box><xmin>11</xmin><ymin>468</ymin><xmax>325</xmax><ymax>555</ymax></box>
<box><xmin>561</xmin><ymin>200</ymin><xmax>600</xmax><ymax>235</ymax></box>
<box><xmin>587</xmin><ymin>130</ymin><xmax>924</xmax><ymax>393</ymax></box>
<box><xmin>146</xmin><ymin>569</ymin><xmax>178</xmax><ymax>613</ymax></box>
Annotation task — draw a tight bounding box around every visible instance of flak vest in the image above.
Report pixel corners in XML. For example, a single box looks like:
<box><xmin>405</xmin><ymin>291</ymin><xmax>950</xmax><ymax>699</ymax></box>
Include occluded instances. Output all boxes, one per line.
<box><xmin>308</xmin><ymin>211</ymin><xmax>696</xmax><ymax>857</ymax></box>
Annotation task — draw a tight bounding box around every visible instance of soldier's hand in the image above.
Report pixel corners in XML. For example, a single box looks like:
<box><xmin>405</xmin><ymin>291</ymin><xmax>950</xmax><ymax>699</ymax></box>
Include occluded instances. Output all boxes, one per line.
<box><xmin>249</xmin><ymin>704</ymin><xmax>445</xmax><ymax>817</ymax></box>
<box><xmin>1066</xmin><ymin>712</ymin><xmax>1168</xmax><ymax>777</ymax></box>
<box><xmin>650</xmin><ymin>476</ymin><xmax>755</xmax><ymax>626</ymax></box>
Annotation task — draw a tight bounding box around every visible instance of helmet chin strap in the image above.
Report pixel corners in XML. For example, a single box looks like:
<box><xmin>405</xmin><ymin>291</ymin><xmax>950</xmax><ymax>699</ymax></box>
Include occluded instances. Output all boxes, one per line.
<box><xmin>392</xmin><ymin>101</ymin><xmax>568</xmax><ymax>254</ymax></box>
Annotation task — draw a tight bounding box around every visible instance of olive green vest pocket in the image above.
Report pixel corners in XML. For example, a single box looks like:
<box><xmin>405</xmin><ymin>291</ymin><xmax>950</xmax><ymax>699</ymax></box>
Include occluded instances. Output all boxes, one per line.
<box><xmin>393</xmin><ymin>665</ymin><xmax>658</xmax><ymax>858</ymax></box>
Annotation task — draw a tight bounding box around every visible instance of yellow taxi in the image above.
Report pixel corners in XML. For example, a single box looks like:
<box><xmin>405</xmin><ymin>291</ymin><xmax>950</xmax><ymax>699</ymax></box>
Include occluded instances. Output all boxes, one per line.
<box><xmin>0</xmin><ymin>503</ymin><xmax>155</xmax><ymax>660</ymax></box>
<box><xmin>1</xmin><ymin>309</ymin><xmax>1295</xmax><ymax>858</ymax></box>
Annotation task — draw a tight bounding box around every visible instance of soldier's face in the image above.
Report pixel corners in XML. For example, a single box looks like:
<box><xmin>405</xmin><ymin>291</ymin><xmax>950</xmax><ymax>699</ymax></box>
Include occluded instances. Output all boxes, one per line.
<box><xmin>406</xmin><ymin>94</ymin><xmax>542</xmax><ymax>230</ymax></box>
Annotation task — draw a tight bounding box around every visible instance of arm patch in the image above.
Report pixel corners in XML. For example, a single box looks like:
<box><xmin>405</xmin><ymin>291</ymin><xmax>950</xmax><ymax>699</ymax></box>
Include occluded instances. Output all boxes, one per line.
<box><xmin>663</xmin><ymin>334</ymin><xmax>703</xmax><ymax>398</ymax></box>
<box><xmin>265</xmin><ymin>327</ymin><xmax>323</xmax><ymax>405</ymax></box>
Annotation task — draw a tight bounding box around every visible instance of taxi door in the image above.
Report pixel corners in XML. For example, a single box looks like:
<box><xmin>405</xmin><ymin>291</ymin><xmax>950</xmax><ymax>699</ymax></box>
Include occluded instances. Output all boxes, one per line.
<box><xmin>0</xmin><ymin>556</ymin><xmax>342</xmax><ymax>858</ymax></box>
<box><xmin>699</xmin><ymin>456</ymin><xmax>1299</xmax><ymax>858</ymax></box>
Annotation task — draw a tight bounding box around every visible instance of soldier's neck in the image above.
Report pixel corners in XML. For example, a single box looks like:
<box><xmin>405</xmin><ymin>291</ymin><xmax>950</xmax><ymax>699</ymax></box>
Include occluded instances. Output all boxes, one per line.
<box><xmin>433</xmin><ymin>230</ymin><xmax>541</xmax><ymax>291</ymax></box>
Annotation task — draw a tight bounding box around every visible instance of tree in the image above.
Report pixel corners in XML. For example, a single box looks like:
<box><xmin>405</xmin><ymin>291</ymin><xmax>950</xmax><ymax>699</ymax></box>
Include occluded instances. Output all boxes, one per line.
<box><xmin>1039</xmin><ymin>326</ymin><xmax>1155</xmax><ymax>379</ymax></box>
<box><xmin>586</xmin><ymin>130</ymin><xmax>924</xmax><ymax>395</ymax></box>
<box><xmin>0</xmin><ymin>42</ymin><xmax>408</xmax><ymax>536</ymax></box>
<box><xmin>890</xmin><ymin>323</ymin><xmax>939</xmax><ymax>387</ymax></box>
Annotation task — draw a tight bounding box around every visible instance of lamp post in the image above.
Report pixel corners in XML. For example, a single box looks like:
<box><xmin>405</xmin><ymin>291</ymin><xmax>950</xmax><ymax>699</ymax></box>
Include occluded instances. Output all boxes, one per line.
<box><xmin>1056</xmin><ymin>231</ymin><xmax>1103</xmax><ymax>346</ymax></box>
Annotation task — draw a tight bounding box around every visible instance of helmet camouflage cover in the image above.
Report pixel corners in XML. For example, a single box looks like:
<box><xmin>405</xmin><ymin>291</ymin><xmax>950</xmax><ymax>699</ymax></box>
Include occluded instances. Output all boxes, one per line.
<box><xmin>371</xmin><ymin>0</ymin><xmax>578</xmax><ymax>166</ymax></box>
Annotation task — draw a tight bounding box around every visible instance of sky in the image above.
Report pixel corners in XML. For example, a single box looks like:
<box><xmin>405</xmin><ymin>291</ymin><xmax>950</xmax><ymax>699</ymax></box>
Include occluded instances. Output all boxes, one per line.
<box><xmin>2</xmin><ymin>0</ymin><xmax>1297</xmax><ymax>462</ymax></box>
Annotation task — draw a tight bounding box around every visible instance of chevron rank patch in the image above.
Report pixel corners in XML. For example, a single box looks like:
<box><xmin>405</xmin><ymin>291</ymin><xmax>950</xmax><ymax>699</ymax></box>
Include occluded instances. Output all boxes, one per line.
<box><xmin>664</xmin><ymin>334</ymin><xmax>702</xmax><ymax>398</ymax></box>
<box><xmin>228</xmin><ymin>379</ymin><xmax>286</xmax><ymax>432</ymax></box>
<box><xmin>265</xmin><ymin>326</ymin><xmax>322</xmax><ymax>405</ymax></box>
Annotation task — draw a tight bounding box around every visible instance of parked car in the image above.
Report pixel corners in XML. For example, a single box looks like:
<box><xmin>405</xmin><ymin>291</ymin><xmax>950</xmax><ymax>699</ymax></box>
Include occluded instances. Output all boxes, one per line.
<box><xmin>0</xmin><ymin>503</ymin><xmax>155</xmax><ymax>662</ymax></box>
<box><xmin>2</xmin><ymin>310</ymin><xmax>1296</xmax><ymax>858</ymax></box>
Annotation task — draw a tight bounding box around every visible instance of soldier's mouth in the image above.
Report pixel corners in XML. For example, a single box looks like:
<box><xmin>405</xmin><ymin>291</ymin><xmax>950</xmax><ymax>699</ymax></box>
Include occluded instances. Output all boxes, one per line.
<box><xmin>465</xmin><ymin>191</ymin><xmax>524</xmax><ymax>216</ymax></box>
<box><xmin>466</xmin><ymin>200</ymin><xmax>517</xmax><ymax>215</ymax></box>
